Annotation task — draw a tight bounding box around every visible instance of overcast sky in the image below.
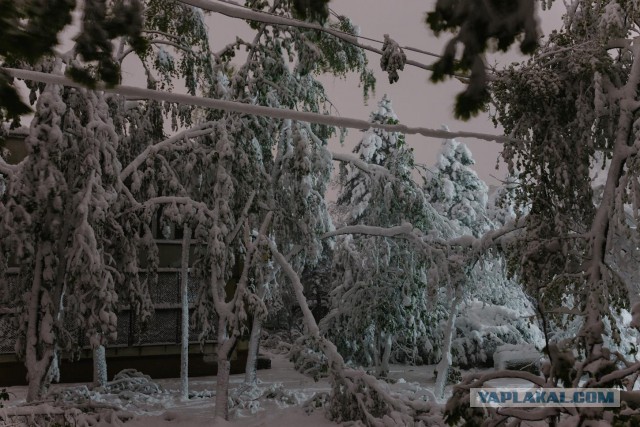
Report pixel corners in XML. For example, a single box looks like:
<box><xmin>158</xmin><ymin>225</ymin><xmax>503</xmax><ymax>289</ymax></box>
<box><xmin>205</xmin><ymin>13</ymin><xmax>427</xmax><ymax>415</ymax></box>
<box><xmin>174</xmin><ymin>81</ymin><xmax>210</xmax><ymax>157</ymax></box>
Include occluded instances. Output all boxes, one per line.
<box><xmin>319</xmin><ymin>0</ymin><xmax>499</xmax><ymax>186</ymax></box>
<box><xmin>317</xmin><ymin>0</ymin><xmax>563</xmax><ymax>188</ymax></box>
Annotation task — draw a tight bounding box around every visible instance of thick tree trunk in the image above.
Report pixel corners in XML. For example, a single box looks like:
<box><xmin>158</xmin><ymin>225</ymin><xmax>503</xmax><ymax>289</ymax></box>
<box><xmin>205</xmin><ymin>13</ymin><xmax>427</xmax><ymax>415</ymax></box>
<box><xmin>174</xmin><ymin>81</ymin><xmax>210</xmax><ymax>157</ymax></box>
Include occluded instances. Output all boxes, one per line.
<box><xmin>377</xmin><ymin>332</ymin><xmax>392</xmax><ymax>378</ymax></box>
<box><xmin>214</xmin><ymin>316</ymin><xmax>236</xmax><ymax>420</ymax></box>
<box><xmin>93</xmin><ymin>345</ymin><xmax>107</xmax><ymax>387</ymax></box>
<box><xmin>25</xmin><ymin>245</ymin><xmax>55</xmax><ymax>402</ymax></box>
<box><xmin>180</xmin><ymin>226</ymin><xmax>192</xmax><ymax>401</ymax></box>
<box><xmin>215</xmin><ymin>356</ymin><xmax>232</xmax><ymax>420</ymax></box>
<box><xmin>244</xmin><ymin>315</ymin><xmax>261</xmax><ymax>386</ymax></box>
<box><xmin>434</xmin><ymin>290</ymin><xmax>459</xmax><ymax>399</ymax></box>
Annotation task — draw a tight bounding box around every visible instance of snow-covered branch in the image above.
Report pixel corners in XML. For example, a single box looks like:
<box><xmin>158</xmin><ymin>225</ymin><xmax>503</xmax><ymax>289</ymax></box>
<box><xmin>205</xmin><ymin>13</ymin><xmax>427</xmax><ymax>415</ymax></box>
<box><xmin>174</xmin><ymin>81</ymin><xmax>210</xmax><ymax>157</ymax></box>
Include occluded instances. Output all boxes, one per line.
<box><xmin>580</xmin><ymin>37</ymin><xmax>640</xmax><ymax>352</ymax></box>
<box><xmin>451</xmin><ymin>216</ymin><xmax>527</xmax><ymax>253</ymax></box>
<box><xmin>176</xmin><ymin>0</ymin><xmax>434</xmax><ymax>72</ymax></box>
<box><xmin>494</xmin><ymin>406</ymin><xmax>562</xmax><ymax>422</ymax></box>
<box><xmin>120</xmin><ymin>122</ymin><xmax>215</xmax><ymax>181</ymax></box>
<box><xmin>456</xmin><ymin>369</ymin><xmax>547</xmax><ymax>389</ymax></box>
<box><xmin>268</xmin><ymin>239</ymin><xmax>435</xmax><ymax>425</ymax></box>
<box><xmin>323</xmin><ymin>222</ymin><xmax>414</xmax><ymax>240</ymax></box>
<box><xmin>330</xmin><ymin>152</ymin><xmax>395</xmax><ymax>181</ymax></box>
<box><xmin>2</xmin><ymin>68</ymin><xmax>513</xmax><ymax>144</ymax></box>
<box><xmin>0</xmin><ymin>156</ymin><xmax>17</xmax><ymax>177</ymax></box>
<box><xmin>143</xmin><ymin>196</ymin><xmax>215</xmax><ymax>218</ymax></box>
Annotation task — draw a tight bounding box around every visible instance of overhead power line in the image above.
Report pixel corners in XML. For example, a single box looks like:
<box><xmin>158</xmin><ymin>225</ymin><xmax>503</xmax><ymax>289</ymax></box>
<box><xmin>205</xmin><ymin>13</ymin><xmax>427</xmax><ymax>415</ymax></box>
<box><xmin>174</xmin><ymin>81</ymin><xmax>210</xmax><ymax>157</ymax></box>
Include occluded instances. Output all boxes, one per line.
<box><xmin>176</xmin><ymin>0</ymin><xmax>438</xmax><ymax>72</ymax></box>
<box><xmin>2</xmin><ymin>67</ymin><xmax>512</xmax><ymax>144</ymax></box>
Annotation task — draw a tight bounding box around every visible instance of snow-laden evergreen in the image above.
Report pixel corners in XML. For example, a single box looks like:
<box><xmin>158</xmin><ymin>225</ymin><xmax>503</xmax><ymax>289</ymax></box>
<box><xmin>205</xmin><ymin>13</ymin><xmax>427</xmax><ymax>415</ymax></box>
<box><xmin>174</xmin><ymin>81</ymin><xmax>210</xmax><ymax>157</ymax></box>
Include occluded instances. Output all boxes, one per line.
<box><xmin>422</xmin><ymin>136</ymin><xmax>543</xmax><ymax>398</ymax></box>
<box><xmin>327</xmin><ymin>96</ymin><xmax>451</xmax><ymax>378</ymax></box>
<box><xmin>423</xmin><ymin>129</ymin><xmax>490</xmax><ymax>238</ymax></box>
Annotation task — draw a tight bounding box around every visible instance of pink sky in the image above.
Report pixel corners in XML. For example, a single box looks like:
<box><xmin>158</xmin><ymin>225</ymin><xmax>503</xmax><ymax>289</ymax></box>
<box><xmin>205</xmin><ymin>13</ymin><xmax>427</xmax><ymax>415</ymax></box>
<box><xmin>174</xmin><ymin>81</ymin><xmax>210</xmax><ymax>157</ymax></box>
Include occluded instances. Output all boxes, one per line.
<box><xmin>317</xmin><ymin>0</ymin><xmax>564</xmax><ymax>187</ymax></box>
<box><xmin>66</xmin><ymin>0</ymin><xmax>564</xmax><ymax>187</ymax></box>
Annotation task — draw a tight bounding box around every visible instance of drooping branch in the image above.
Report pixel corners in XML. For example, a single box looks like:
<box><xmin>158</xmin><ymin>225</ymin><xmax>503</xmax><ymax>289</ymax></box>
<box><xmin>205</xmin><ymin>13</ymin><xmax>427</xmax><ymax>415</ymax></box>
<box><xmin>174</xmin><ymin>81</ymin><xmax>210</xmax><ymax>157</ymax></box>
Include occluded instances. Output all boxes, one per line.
<box><xmin>0</xmin><ymin>156</ymin><xmax>17</xmax><ymax>177</ymax></box>
<box><xmin>323</xmin><ymin>222</ymin><xmax>414</xmax><ymax>240</ymax></box>
<box><xmin>2</xmin><ymin>67</ymin><xmax>515</xmax><ymax>144</ymax></box>
<box><xmin>267</xmin><ymin>239</ymin><xmax>436</xmax><ymax>425</ymax></box>
<box><xmin>176</xmin><ymin>0</ymin><xmax>434</xmax><ymax>72</ymax></box>
<box><xmin>143</xmin><ymin>196</ymin><xmax>216</xmax><ymax>219</ymax></box>
<box><xmin>330</xmin><ymin>152</ymin><xmax>395</xmax><ymax>181</ymax></box>
<box><xmin>580</xmin><ymin>38</ymin><xmax>640</xmax><ymax>354</ymax></box>
<box><xmin>120</xmin><ymin>122</ymin><xmax>215</xmax><ymax>181</ymax></box>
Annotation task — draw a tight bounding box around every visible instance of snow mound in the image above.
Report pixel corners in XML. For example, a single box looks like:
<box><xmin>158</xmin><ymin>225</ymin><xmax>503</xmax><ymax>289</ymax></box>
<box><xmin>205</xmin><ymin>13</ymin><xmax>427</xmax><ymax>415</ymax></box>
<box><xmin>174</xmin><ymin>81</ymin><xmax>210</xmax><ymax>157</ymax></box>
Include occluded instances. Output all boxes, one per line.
<box><xmin>452</xmin><ymin>300</ymin><xmax>543</xmax><ymax>369</ymax></box>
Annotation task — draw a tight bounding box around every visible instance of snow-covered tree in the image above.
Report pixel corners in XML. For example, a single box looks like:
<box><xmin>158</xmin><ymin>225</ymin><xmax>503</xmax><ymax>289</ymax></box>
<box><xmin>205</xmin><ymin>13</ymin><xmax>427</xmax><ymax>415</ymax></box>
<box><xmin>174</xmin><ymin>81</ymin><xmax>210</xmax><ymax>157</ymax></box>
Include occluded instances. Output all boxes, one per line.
<box><xmin>0</xmin><ymin>0</ymin><xmax>222</xmax><ymax>403</ymax></box>
<box><xmin>165</xmin><ymin>1</ymin><xmax>374</xmax><ymax>418</ymax></box>
<box><xmin>445</xmin><ymin>1</ymin><xmax>640</xmax><ymax>423</ymax></box>
<box><xmin>326</xmin><ymin>96</ymin><xmax>449</xmax><ymax>378</ymax></box>
<box><xmin>421</xmin><ymin>136</ymin><xmax>485</xmax><ymax>397</ymax></box>
<box><xmin>423</xmin><ymin>131</ymin><xmax>490</xmax><ymax>238</ymax></box>
<box><xmin>0</xmin><ymin>81</ymin><xmax>157</xmax><ymax>401</ymax></box>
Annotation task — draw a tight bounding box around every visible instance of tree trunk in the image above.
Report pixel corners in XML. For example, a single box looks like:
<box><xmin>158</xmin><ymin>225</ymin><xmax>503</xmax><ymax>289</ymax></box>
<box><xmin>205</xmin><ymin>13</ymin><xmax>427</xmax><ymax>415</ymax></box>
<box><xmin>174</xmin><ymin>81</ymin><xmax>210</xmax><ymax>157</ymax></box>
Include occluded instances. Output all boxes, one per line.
<box><xmin>25</xmin><ymin>245</ymin><xmax>55</xmax><ymax>402</ymax></box>
<box><xmin>215</xmin><ymin>356</ymin><xmax>232</xmax><ymax>420</ymax></box>
<box><xmin>93</xmin><ymin>345</ymin><xmax>107</xmax><ymax>387</ymax></box>
<box><xmin>434</xmin><ymin>289</ymin><xmax>459</xmax><ymax>399</ymax></box>
<box><xmin>180</xmin><ymin>226</ymin><xmax>192</xmax><ymax>401</ymax></box>
<box><xmin>377</xmin><ymin>332</ymin><xmax>393</xmax><ymax>378</ymax></box>
<box><xmin>214</xmin><ymin>316</ymin><xmax>236</xmax><ymax>420</ymax></box>
<box><xmin>244</xmin><ymin>315</ymin><xmax>262</xmax><ymax>385</ymax></box>
<box><xmin>245</xmin><ymin>275</ymin><xmax>270</xmax><ymax>385</ymax></box>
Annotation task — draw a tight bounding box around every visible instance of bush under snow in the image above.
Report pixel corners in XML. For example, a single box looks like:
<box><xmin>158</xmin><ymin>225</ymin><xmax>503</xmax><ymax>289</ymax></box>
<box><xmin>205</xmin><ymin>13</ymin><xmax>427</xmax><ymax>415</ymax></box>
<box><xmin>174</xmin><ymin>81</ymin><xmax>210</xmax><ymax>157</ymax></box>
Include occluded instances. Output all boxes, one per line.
<box><xmin>451</xmin><ymin>300</ymin><xmax>544</xmax><ymax>369</ymax></box>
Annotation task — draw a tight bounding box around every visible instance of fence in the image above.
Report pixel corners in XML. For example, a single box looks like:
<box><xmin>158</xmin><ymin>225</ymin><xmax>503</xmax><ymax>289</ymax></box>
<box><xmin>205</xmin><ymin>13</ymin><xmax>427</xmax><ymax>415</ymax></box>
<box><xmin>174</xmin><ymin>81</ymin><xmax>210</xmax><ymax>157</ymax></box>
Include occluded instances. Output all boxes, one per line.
<box><xmin>0</xmin><ymin>269</ymin><xmax>211</xmax><ymax>355</ymax></box>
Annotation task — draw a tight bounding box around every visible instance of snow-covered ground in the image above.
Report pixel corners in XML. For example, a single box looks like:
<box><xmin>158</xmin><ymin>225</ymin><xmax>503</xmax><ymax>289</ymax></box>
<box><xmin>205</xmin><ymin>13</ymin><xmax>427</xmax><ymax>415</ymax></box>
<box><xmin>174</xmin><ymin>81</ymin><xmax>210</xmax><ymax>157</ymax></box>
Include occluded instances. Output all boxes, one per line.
<box><xmin>0</xmin><ymin>353</ymin><xmax>533</xmax><ymax>426</ymax></box>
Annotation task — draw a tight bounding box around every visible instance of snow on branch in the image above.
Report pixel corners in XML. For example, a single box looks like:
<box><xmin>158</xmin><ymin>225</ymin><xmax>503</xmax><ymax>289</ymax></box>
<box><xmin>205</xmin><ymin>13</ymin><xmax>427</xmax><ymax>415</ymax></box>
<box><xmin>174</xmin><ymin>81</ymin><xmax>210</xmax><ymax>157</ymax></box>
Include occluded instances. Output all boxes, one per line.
<box><xmin>450</xmin><ymin>216</ymin><xmax>527</xmax><ymax>252</ymax></box>
<box><xmin>0</xmin><ymin>157</ymin><xmax>16</xmax><ymax>177</ymax></box>
<box><xmin>176</xmin><ymin>0</ymin><xmax>434</xmax><ymax>72</ymax></box>
<box><xmin>323</xmin><ymin>222</ymin><xmax>414</xmax><ymax>240</ymax></box>
<box><xmin>143</xmin><ymin>196</ymin><xmax>215</xmax><ymax>218</ymax></box>
<box><xmin>268</xmin><ymin>239</ymin><xmax>440</xmax><ymax>425</ymax></box>
<box><xmin>330</xmin><ymin>151</ymin><xmax>395</xmax><ymax>181</ymax></box>
<box><xmin>120</xmin><ymin>122</ymin><xmax>216</xmax><ymax>181</ymax></box>
<box><xmin>2</xmin><ymin>67</ymin><xmax>513</xmax><ymax>144</ymax></box>
<box><xmin>455</xmin><ymin>369</ymin><xmax>547</xmax><ymax>389</ymax></box>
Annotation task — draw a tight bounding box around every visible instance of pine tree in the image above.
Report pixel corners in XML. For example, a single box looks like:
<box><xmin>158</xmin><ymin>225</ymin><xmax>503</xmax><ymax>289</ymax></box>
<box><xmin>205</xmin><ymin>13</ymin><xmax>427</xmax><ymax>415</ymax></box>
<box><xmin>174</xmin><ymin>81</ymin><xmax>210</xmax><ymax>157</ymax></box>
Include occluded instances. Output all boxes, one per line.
<box><xmin>423</xmin><ymin>130</ymin><xmax>490</xmax><ymax>237</ymax></box>
<box><xmin>328</xmin><ymin>96</ymin><xmax>444</xmax><ymax>377</ymax></box>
